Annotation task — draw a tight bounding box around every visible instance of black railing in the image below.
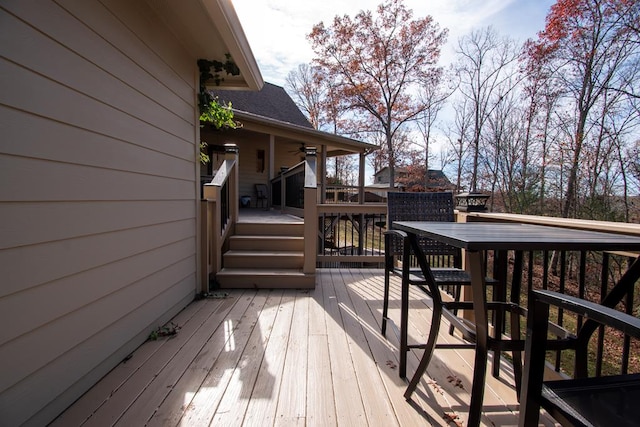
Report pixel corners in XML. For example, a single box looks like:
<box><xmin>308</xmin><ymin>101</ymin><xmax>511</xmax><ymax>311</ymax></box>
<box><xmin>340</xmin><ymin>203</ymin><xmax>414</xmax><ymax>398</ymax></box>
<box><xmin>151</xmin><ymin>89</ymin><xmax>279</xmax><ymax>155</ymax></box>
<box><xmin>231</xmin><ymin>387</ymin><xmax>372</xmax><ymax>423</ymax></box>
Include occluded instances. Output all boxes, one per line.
<box><xmin>271</xmin><ymin>180</ymin><xmax>281</xmax><ymax>206</ymax></box>
<box><xmin>317</xmin><ymin>207</ymin><xmax>386</xmax><ymax>267</ymax></box>
<box><xmin>497</xmin><ymin>249</ymin><xmax>639</xmax><ymax>378</ymax></box>
<box><xmin>285</xmin><ymin>169</ymin><xmax>304</xmax><ymax>209</ymax></box>
<box><xmin>220</xmin><ymin>178</ymin><xmax>229</xmax><ymax>234</ymax></box>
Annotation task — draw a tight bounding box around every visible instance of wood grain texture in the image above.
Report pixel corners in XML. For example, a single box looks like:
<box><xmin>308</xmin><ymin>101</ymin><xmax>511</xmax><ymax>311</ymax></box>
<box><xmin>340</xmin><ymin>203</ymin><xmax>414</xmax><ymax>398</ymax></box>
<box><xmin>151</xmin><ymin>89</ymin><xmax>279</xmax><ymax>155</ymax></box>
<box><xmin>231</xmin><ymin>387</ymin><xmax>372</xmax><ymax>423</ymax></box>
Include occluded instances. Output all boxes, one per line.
<box><xmin>52</xmin><ymin>269</ymin><xmax>561</xmax><ymax>426</ymax></box>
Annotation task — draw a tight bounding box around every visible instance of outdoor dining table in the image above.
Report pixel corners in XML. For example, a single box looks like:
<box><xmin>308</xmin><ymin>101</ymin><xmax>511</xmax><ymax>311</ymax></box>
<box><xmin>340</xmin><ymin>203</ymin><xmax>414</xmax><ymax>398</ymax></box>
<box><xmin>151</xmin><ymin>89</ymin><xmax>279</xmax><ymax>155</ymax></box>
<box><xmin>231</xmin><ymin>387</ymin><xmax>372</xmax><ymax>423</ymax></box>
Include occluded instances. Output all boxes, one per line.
<box><xmin>392</xmin><ymin>221</ymin><xmax>640</xmax><ymax>427</ymax></box>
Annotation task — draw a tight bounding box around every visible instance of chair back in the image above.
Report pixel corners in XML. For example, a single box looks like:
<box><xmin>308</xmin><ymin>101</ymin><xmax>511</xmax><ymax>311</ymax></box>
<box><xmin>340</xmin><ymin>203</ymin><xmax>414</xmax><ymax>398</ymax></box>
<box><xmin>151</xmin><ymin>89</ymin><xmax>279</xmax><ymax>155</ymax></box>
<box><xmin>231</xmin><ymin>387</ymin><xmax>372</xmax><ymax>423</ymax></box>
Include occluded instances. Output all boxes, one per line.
<box><xmin>255</xmin><ymin>184</ymin><xmax>268</xmax><ymax>199</ymax></box>
<box><xmin>387</xmin><ymin>192</ymin><xmax>460</xmax><ymax>264</ymax></box>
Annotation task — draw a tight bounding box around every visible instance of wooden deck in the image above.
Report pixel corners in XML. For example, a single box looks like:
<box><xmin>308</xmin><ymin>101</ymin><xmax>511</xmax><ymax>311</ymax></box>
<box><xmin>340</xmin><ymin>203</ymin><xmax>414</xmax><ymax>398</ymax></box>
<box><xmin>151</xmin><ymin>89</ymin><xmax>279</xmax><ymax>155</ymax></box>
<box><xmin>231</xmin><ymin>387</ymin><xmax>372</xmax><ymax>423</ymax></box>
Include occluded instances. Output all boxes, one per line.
<box><xmin>51</xmin><ymin>269</ymin><xmax>554</xmax><ymax>426</ymax></box>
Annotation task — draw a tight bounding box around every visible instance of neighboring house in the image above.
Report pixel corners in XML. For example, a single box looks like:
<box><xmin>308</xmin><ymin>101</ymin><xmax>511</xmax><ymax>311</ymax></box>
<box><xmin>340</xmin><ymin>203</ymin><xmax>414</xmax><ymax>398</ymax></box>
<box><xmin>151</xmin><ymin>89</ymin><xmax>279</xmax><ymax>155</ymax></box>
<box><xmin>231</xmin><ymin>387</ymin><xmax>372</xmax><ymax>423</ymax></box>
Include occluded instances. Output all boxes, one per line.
<box><xmin>373</xmin><ymin>166</ymin><xmax>409</xmax><ymax>186</ymax></box>
<box><xmin>0</xmin><ymin>1</ymin><xmax>262</xmax><ymax>425</ymax></box>
<box><xmin>204</xmin><ymin>83</ymin><xmax>375</xmax><ymax>207</ymax></box>
<box><xmin>370</xmin><ymin>167</ymin><xmax>455</xmax><ymax>192</ymax></box>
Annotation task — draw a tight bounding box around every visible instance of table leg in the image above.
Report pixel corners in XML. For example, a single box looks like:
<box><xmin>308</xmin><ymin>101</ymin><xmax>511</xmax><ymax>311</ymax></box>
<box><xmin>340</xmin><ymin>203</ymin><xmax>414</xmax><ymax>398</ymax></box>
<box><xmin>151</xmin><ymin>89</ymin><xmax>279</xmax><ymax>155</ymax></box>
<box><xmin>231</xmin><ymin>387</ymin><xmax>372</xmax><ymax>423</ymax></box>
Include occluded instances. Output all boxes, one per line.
<box><xmin>492</xmin><ymin>250</ymin><xmax>508</xmax><ymax>377</ymax></box>
<box><xmin>468</xmin><ymin>251</ymin><xmax>488</xmax><ymax>427</ymax></box>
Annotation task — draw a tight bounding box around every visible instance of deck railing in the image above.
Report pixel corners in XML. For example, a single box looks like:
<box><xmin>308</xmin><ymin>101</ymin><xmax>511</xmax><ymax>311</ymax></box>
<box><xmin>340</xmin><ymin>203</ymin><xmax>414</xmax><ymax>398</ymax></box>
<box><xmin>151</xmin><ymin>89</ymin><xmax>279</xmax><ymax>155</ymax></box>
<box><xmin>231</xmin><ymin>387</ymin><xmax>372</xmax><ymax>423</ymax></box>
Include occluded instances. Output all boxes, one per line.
<box><xmin>316</xmin><ymin>204</ymin><xmax>387</xmax><ymax>267</ymax></box>
<box><xmin>271</xmin><ymin>162</ymin><xmax>305</xmax><ymax>213</ymax></box>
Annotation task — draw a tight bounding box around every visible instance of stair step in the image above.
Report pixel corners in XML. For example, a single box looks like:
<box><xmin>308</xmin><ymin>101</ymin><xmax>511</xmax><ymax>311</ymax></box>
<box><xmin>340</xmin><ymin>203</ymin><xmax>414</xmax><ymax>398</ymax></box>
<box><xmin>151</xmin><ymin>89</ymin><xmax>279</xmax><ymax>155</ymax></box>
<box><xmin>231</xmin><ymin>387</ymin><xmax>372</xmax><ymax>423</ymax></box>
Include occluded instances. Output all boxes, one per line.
<box><xmin>223</xmin><ymin>250</ymin><xmax>304</xmax><ymax>269</ymax></box>
<box><xmin>216</xmin><ymin>268</ymin><xmax>315</xmax><ymax>289</ymax></box>
<box><xmin>229</xmin><ymin>235</ymin><xmax>304</xmax><ymax>251</ymax></box>
<box><xmin>235</xmin><ymin>222</ymin><xmax>303</xmax><ymax>237</ymax></box>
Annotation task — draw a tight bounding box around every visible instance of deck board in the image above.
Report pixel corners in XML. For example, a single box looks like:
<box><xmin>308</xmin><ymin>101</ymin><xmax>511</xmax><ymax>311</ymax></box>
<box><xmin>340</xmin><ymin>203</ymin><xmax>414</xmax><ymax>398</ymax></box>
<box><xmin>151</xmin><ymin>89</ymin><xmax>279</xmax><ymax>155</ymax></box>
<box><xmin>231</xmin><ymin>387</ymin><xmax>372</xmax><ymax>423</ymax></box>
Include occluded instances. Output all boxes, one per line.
<box><xmin>52</xmin><ymin>268</ymin><xmax>557</xmax><ymax>426</ymax></box>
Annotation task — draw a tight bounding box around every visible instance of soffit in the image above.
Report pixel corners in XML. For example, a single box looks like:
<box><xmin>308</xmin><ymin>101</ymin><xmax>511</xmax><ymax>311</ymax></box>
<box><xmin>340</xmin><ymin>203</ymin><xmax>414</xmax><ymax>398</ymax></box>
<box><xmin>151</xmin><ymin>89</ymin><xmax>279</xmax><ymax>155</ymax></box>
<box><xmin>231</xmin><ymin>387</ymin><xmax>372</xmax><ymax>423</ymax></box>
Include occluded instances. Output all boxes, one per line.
<box><xmin>147</xmin><ymin>0</ymin><xmax>263</xmax><ymax>90</ymax></box>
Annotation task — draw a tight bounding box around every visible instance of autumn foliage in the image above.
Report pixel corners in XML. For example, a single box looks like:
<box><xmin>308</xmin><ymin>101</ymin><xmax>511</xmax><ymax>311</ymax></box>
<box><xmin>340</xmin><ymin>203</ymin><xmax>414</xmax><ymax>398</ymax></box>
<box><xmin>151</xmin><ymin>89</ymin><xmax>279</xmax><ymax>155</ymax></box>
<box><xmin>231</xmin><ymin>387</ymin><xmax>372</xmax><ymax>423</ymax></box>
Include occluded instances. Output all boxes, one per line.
<box><xmin>307</xmin><ymin>0</ymin><xmax>447</xmax><ymax>187</ymax></box>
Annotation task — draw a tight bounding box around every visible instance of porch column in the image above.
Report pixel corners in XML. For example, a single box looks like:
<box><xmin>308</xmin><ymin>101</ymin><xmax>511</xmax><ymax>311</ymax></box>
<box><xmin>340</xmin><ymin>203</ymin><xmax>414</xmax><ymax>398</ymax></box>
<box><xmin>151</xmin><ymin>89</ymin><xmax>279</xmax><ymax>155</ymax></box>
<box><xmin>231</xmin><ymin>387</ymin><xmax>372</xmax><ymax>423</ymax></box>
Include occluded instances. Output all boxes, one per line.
<box><xmin>358</xmin><ymin>151</ymin><xmax>365</xmax><ymax>204</ymax></box>
<box><xmin>320</xmin><ymin>145</ymin><xmax>327</xmax><ymax>203</ymax></box>
<box><xmin>303</xmin><ymin>147</ymin><xmax>318</xmax><ymax>276</ymax></box>
<box><xmin>225</xmin><ymin>143</ymin><xmax>239</xmax><ymax>223</ymax></box>
<box><xmin>269</xmin><ymin>134</ymin><xmax>275</xmax><ymax>180</ymax></box>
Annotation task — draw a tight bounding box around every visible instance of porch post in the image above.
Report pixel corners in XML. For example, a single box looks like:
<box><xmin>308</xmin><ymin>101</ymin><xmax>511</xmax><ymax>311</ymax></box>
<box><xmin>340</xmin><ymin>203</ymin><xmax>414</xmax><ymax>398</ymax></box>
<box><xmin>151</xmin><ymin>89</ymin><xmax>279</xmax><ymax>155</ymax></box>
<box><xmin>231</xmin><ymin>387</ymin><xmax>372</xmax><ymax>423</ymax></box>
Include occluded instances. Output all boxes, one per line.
<box><xmin>320</xmin><ymin>145</ymin><xmax>327</xmax><ymax>204</ymax></box>
<box><xmin>358</xmin><ymin>151</ymin><xmax>365</xmax><ymax>204</ymax></box>
<box><xmin>303</xmin><ymin>147</ymin><xmax>318</xmax><ymax>276</ymax></box>
<box><xmin>225</xmin><ymin>143</ymin><xmax>239</xmax><ymax>223</ymax></box>
<box><xmin>269</xmin><ymin>134</ymin><xmax>275</xmax><ymax>180</ymax></box>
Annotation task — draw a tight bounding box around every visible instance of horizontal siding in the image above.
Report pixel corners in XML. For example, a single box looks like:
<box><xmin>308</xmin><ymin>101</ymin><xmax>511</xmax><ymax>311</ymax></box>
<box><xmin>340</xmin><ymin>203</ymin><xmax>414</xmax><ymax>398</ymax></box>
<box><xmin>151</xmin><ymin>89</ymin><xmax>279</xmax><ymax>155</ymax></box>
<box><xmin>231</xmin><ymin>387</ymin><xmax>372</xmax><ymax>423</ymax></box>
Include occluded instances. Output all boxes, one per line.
<box><xmin>0</xmin><ymin>200</ymin><xmax>194</xmax><ymax>249</ymax></box>
<box><xmin>0</xmin><ymin>256</ymin><xmax>195</xmax><ymax>394</ymax></box>
<box><xmin>1</xmin><ymin>106</ymin><xmax>193</xmax><ymax>180</ymax></box>
<box><xmin>3</xmin><ymin>0</ymin><xmax>194</xmax><ymax>110</ymax></box>
<box><xmin>0</xmin><ymin>0</ymin><xmax>200</xmax><ymax>425</ymax></box>
<box><xmin>0</xmin><ymin>7</ymin><xmax>193</xmax><ymax>139</ymax></box>
<box><xmin>0</xmin><ymin>61</ymin><xmax>194</xmax><ymax>161</ymax></box>
<box><xmin>1</xmin><ymin>218</ymin><xmax>195</xmax><ymax>298</ymax></box>
<box><xmin>0</xmin><ymin>238</ymin><xmax>196</xmax><ymax>347</ymax></box>
<box><xmin>0</xmin><ymin>154</ymin><xmax>194</xmax><ymax>201</ymax></box>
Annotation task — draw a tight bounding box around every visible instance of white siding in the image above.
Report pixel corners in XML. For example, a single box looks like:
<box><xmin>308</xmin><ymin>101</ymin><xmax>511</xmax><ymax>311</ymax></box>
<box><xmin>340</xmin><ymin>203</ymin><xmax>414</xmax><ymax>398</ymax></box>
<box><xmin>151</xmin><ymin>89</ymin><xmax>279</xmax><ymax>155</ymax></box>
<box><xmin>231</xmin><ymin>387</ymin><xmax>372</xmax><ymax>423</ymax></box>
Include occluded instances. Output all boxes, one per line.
<box><xmin>0</xmin><ymin>0</ymin><xmax>199</xmax><ymax>424</ymax></box>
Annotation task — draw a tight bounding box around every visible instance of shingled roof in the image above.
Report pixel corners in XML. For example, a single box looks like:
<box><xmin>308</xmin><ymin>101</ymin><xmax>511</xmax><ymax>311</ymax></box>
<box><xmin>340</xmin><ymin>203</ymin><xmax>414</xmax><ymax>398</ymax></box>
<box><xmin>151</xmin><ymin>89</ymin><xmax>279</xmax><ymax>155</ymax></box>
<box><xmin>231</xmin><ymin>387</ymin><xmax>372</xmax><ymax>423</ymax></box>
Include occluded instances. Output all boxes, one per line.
<box><xmin>209</xmin><ymin>82</ymin><xmax>313</xmax><ymax>128</ymax></box>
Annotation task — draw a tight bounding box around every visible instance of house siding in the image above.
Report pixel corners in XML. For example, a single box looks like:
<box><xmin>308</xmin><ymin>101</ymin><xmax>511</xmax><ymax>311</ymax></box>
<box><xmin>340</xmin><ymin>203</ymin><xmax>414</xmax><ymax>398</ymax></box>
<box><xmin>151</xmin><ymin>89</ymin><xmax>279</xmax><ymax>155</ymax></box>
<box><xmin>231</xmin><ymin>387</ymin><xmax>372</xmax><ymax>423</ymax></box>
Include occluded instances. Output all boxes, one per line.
<box><xmin>0</xmin><ymin>0</ymin><xmax>199</xmax><ymax>425</ymax></box>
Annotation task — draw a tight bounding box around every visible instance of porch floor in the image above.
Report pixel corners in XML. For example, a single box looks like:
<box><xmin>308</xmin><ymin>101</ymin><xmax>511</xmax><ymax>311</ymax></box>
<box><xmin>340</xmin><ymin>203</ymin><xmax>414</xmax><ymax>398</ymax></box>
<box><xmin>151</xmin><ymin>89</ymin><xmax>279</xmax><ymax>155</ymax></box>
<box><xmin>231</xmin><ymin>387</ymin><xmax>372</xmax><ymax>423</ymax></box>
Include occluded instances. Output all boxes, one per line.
<box><xmin>51</xmin><ymin>269</ymin><xmax>556</xmax><ymax>426</ymax></box>
<box><xmin>237</xmin><ymin>208</ymin><xmax>303</xmax><ymax>223</ymax></box>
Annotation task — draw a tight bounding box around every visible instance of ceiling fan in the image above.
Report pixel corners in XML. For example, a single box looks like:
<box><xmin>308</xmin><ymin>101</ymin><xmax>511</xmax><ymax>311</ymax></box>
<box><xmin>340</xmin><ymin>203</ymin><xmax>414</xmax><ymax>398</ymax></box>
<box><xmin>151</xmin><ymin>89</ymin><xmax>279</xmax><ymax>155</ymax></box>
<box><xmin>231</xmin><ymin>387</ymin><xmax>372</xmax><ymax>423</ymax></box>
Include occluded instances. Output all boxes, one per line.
<box><xmin>287</xmin><ymin>143</ymin><xmax>306</xmax><ymax>155</ymax></box>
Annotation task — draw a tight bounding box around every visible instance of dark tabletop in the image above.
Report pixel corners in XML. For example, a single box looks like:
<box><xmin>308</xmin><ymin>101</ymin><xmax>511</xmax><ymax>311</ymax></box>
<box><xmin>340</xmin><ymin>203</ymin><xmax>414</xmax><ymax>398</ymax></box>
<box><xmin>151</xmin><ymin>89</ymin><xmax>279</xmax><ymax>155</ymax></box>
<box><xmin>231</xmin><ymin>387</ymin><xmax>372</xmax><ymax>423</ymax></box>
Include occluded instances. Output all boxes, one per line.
<box><xmin>393</xmin><ymin>222</ymin><xmax>640</xmax><ymax>252</ymax></box>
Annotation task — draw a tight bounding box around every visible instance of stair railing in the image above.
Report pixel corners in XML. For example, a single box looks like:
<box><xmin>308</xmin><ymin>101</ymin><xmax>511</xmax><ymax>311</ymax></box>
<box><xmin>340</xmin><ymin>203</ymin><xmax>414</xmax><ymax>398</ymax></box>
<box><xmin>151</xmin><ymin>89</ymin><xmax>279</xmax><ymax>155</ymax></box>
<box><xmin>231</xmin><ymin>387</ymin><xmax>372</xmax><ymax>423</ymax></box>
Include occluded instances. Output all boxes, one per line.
<box><xmin>201</xmin><ymin>143</ymin><xmax>239</xmax><ymax>291</ymax></box>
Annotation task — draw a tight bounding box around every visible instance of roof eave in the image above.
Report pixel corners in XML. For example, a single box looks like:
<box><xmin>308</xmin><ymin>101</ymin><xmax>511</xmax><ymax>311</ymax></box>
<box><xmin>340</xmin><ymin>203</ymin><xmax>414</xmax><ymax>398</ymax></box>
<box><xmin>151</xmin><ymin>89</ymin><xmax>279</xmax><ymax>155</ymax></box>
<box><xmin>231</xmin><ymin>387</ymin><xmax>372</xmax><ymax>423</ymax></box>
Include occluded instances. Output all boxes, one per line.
<box><xmin>147</xmin><ymin>0</ymin><xmax>263</xmax><ymax>91</ymax></box>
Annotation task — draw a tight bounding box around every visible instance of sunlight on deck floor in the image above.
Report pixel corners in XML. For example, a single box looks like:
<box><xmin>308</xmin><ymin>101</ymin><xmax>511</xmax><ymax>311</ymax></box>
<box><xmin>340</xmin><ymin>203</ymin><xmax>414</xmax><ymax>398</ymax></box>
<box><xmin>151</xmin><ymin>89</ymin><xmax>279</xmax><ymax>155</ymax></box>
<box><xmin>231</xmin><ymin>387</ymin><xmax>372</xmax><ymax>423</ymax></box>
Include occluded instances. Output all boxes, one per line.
<box><xmin>52</xmin><ymin>269</ymin><xmax>558</xmax><ymax>426</ymax></box>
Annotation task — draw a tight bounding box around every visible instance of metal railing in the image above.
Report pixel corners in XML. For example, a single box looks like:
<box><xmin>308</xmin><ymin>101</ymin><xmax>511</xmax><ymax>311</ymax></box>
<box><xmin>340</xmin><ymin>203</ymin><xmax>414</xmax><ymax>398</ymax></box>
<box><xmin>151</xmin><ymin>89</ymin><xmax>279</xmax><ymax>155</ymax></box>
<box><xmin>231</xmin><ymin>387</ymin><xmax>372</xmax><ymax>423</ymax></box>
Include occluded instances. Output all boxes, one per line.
<box><xmin>271</xmin><ymin>162</ymin><xmax>305</xmax><ymax>212</ymax></box>
<box><xmin>316</xmin><ymin>204</ymin><xmax>387</xmax><ymax>267</ymax></box>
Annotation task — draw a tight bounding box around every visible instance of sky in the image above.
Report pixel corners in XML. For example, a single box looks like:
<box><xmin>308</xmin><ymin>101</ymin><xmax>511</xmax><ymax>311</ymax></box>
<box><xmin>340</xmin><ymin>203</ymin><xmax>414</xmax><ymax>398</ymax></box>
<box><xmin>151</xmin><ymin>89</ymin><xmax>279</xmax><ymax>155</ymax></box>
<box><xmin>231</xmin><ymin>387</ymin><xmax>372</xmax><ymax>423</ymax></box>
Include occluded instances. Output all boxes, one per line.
<box><xmin>232</xmin><ymin>0</ymin><xmax>558</xmax><ymax>87</ymax></box>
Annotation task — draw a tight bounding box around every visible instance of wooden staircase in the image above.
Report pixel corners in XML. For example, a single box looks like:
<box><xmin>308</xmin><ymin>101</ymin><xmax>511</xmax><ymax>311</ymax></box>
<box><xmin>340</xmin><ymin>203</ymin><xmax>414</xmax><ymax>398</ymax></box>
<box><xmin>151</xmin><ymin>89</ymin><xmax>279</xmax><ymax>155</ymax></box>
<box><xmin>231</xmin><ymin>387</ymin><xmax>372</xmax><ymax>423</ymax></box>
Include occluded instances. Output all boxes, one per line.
<box><xmin>215</xmin><ymin>221</ymin><xmax>315</xmax><ymax>289</ymax></box>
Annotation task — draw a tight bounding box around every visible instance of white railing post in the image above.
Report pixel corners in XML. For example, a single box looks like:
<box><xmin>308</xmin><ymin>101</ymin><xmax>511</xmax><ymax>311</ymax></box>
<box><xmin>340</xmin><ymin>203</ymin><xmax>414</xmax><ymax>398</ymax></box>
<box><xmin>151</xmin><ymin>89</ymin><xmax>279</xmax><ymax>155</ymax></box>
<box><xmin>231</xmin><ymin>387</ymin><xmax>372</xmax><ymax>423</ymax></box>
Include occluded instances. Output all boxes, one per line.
<box><xmin>304</xmin><ymin>147</ymin><xmax>318</xmax><ymax>275</ymax></box>
<box><xmin>225</xmin><ymin>143</ymin><xmax>239</xmax><ymax>224</ymax></box>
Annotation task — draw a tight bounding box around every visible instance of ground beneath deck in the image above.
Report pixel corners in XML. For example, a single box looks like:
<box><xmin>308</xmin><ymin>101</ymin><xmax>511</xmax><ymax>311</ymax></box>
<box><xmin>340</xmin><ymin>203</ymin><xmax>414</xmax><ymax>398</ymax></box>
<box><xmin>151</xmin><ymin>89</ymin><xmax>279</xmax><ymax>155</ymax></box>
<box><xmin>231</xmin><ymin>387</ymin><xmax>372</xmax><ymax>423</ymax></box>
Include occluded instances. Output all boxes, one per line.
<box><xmin>52</xmin><ymin>269</ymin><xmax>556</xmax><ymax>426</ymax></box>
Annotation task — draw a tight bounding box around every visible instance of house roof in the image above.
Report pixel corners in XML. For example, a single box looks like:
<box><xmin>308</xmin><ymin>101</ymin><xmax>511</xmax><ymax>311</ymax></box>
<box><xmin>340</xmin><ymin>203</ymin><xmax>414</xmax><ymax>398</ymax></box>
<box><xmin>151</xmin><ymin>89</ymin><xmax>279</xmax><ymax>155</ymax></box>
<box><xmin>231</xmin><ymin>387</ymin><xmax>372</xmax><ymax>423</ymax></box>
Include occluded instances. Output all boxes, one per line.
<box><xmin>374</xmin><ymin>166</ymin><xmax>408</xmax><ymax>176</ymax></box>
<box><xmin>210</xmin><ymin>83</ymin><xmax>313</xmax><ymax>128</ymax></box>
<box><xmin>209</xmin><ymin>83</ymin><xmax>377</xmax><ymax>155</ymax></box>
<box><xmin>426</xmin><ymin>169</ymin><xmax>455</xmax><ymax>189</ymax></box>
<box><xmin>149</xmin><ymin>0</ymin><xmax>263</xmax><ymax>90</ymax></box>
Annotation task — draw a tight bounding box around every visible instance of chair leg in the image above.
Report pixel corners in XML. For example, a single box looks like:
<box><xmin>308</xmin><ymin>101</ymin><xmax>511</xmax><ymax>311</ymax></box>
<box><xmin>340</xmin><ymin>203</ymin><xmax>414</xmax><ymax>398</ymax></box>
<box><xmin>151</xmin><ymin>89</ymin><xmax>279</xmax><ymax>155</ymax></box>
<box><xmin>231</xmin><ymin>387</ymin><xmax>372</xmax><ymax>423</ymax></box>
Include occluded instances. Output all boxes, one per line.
<box><xmin>448</xmin><ymin>284</ymin><xmax>461</xmax><ymax>336</ymax></box>
<box><xmin>382</xmin><ymin>270</ymin><xmax>390</xmax><ymax>336</ymax></box>
<box><xmin>511</xmin><ymin>309</ymin><xmax>523</xmax><ymax>400</ymax></box>
<box><xmin>399</xmin><ymin>273</ymin><xmax>409</xmax><ymax>378</ymax></box>
<box><xmin>404</xmin><ymin>300</ymin><xmax>443</xmax><ymax>400</ymax></box>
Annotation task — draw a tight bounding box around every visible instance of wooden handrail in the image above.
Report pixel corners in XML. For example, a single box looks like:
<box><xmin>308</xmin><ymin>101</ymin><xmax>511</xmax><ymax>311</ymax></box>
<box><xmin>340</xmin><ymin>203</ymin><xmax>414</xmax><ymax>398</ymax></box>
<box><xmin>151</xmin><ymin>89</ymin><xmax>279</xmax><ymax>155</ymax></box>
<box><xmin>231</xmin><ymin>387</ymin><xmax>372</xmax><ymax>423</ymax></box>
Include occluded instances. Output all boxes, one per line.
<box><xmin>200</xmin><ymin>144</ymin><xmax>239</xmax><ymax>291</ymax></box>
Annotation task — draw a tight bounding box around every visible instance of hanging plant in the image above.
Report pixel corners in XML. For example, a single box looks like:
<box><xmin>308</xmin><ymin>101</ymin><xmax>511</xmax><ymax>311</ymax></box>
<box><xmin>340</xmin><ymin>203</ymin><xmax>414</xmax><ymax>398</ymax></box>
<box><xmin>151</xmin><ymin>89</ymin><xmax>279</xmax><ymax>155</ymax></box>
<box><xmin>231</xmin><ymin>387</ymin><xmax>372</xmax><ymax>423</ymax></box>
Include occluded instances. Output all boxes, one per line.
<box><xmin>198</xmin><ymin>54</ymin><xmax>242</xmax><ymax>164</ymax></box>
<box><xmin>197</xmin><ymin>54</ymin><xmax>240</xmax><ymax>114</ymax></box>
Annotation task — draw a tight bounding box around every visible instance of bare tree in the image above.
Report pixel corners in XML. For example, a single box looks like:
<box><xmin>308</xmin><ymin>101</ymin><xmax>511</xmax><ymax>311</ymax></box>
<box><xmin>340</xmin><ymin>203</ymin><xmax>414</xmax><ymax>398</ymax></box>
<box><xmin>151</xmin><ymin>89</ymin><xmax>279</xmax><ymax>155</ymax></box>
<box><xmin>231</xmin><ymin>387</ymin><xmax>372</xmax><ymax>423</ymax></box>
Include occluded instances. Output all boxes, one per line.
<box><xmin>415</xmin><ymin>71</ymin><xmax>452</xmax><ymax>189</ymax></box>
<box><xmin>452</xmin><ymin>26</ymin><xmax>521</xmax><ymax>192</ymax></box>
<box><xmin>285</xmin><ymin>64</ymin><xmax>325</xmax><ymax>129</ymax></box>
<box><xmin>528</xmin><ymin>0</ymin><xmax>640</xmax><ymax>218</ymax></box>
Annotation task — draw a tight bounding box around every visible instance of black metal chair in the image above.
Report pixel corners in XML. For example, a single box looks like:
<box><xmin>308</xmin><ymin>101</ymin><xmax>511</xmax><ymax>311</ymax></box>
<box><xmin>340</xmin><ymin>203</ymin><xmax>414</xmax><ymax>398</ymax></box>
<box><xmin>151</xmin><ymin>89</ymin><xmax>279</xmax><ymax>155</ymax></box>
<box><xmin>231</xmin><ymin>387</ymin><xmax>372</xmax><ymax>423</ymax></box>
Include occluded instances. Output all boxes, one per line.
<box><xmin>519</xmin><ymin>288</ymin><xmax>640</xmax><ymax>427</ymax></box>
<box><xmin>382</xmin><ymin>191</ymin><xmax>503</xmax><ymax>379</ymax></box>
<box><xmin>255</xmin><ymin>184</ymin><xmax>268</xmax><ymax>209</ymax></box>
